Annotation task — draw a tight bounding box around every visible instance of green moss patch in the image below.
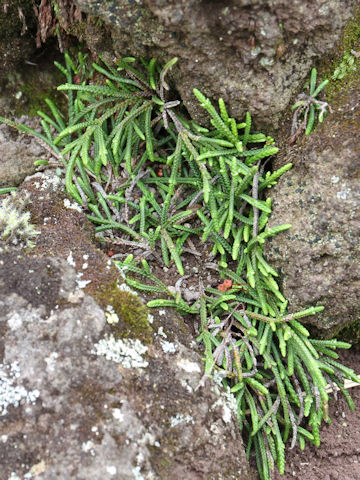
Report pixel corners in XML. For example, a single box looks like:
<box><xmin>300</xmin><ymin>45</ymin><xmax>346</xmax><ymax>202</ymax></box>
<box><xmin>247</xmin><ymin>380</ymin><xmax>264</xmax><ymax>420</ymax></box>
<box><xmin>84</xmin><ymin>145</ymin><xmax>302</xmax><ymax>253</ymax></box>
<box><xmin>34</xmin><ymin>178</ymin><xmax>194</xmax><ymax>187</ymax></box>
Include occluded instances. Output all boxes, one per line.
<box><xmin>96</xmin><ymin>281</ymin><xmax>153</xmax><ymax>343</ymax></box>
<box><xmin>322</xmin><ymin>7</ymin><xmax>360</xmax><ymax>102</ymax></box>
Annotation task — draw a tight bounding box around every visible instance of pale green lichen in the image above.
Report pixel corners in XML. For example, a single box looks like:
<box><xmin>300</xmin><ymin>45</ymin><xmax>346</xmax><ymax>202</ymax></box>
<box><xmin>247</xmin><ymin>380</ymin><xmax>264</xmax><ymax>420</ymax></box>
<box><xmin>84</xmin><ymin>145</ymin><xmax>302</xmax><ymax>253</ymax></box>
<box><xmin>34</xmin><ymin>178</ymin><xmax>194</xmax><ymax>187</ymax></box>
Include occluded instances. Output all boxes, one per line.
<box><xmin>0</xmin><ymin>192</ymin><xmax>39</xmax><ymax>251</ymax></box>
<box><xmin>0</xmin><ymin>361</ymin><xmax>40</xmax><ymax>416</ymax></box>
<box><xmin>91</xmin><ymin>334</ymin><xmax>149</xmax><ymax>368</ymax></box>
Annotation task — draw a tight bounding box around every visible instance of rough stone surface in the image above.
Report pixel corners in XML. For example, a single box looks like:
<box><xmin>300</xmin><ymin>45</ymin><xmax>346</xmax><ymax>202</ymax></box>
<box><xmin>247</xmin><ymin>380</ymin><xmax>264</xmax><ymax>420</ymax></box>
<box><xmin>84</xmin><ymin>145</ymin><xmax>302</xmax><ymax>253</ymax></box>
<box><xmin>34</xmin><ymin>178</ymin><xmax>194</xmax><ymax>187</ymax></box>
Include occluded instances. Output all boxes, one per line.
<box><xmin>0</xmin><ymin>118</ymin><xmax>47</xmax><ymax>188</ymax></box>
<box><xmin>1</xmin><ymin>1</ymin><xmax>359</xmax><ymax>130</ymax></box>
<box><xmin>71</xmin><ymin>0</ymin><xmax>358</xmax><ymax>130</ymax></box>
<box><xmin>265</xmin><ymin>78</ymin><xmax>360</xmax><ymax>337</ymax></box>
<box><xmin>0</xmin><ymin>172</ymin><xmax>255</xmax><ymax>480</ymax></box>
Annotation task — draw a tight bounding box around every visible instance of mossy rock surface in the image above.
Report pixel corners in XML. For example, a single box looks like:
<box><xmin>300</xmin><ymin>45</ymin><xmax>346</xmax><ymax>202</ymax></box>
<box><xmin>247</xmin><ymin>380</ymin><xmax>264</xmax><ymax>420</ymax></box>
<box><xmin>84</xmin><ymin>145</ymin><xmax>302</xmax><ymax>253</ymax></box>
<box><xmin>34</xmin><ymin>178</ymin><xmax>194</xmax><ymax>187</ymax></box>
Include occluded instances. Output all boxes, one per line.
<box><xmin>96</xmin><ymin>281</ymin><xmax>153</xmax><ymax>343</ymax></box>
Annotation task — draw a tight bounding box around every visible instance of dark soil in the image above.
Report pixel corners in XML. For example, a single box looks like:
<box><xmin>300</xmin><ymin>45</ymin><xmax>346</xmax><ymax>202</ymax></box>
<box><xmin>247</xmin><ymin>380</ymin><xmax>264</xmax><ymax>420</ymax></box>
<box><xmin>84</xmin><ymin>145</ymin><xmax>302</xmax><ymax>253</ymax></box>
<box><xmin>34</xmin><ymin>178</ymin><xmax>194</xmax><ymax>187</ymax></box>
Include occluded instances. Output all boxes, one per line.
<box><xmin>271</xmin><ymin>345</ymin><xmax>360</xmax><ymax>480</ymax></box>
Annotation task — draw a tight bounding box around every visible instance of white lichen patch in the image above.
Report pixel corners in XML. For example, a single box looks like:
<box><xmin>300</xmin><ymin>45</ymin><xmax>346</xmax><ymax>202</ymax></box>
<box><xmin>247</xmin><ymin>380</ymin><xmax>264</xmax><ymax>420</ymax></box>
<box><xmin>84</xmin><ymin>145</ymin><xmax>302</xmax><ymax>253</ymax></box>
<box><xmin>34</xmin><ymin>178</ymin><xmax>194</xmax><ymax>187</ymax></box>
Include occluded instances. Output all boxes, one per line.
<box><xmin>66</xmin><ymin>250</ymin><xmax>91</xmax><ymax>289</ymax></box>
<box><xmin>0</xmin><ymin>361</ymin><xmax>40</xmax><ymax>416</ymax></box>
<box><xmin>82</xmin><ymin>440</ymin><xmax>96</xmax><ymax>456</ymax></box>
<box><xmin>7</xmin><ymin>308</ymin><xmax>42</xmax><ymax>329</ymax></box>
<box><xmin>130</xmin><ymin>433</ymin><xmax>157</xmax><ymax>480</ymax></box>
<box><xmin>161</xmin><ymin>341</ymin><xmax>177</xmax><ymax>354</ymax></box>
<box><xmin>33</xmin><ymin>171</ymin><xmax>62</xmax><ymax>191</ymax></box>
<box><xmin>63</xmin><ymin>198</ymin><xmax>82</xmax><ymax>212</ymax></box>
<box><xmin>211</xmin><ymin>396</ymin><xmax>234</xmax><ymax>424</ymax></box>
<box><xmin>132</xmin><ymin>466</ymin><xmax>145</xmax><ymax>480</ymax></box>
<box><xmin>220</xmin><ymin>398</ymin><xmax>234</xmax><ymax>423</ymax></box>
<box><xmin>92</xmin><ymin>335</ymin><xmax>148</xmax><ymax>368</ymax></box>
<box><xmin>176</xmin><ymin>358</ymin><xmax>201</xmax><ymax>374</ymax></box>
<box><xmin>7</xmin><ymin>312</ymin><xmax>23</xmax><ymax>331</ymax></box>
<box><xmin>211</xmin><ymin>372</ymin><xmax>238</xmax><ymax>424</ymax></box>
<box><xmin>336</xmin><ymin>184</ymin><xmax>352</xmax><ymax>200</ymax></box>
<box><xmin>112</xmin><ymin>408</ymin><xmax>124</xmax><ymax>422</ymax></box>
<box><xmin>76</xmin><ymin>272</ymin><xmax>91</xmax><ymax>289</ymax></box>
<box><xmin>180</xmin><ymin>379</ymin><xmax>193</xmax><ymax>393</ymax></box>
<box><xmin>77</xmin><ymin>279</ymin><xmax>92</xmax><ymax>288</ymax></box>
<box><xmin>157</xmin><ymin>326</ymin><xmax>167</xmax><ymax>338</ymax></box>
<box><xmin>66</xmin><ymin>251</ymin><xmax>76</xmax><ymax>267</ymax></box>
<box><xmin>106</xmin><ymin>466</ymin><xmax>117</xmax><ymax>476</ymax></box>
<box><xmin>170</xmin><ymin>413</ymin><xmax>194</xmax><ymax>427</ymax></box>
<box><xmin>8</xmin><ymin>473</ymin><xmax>22</xmax><ymax>480</ymax></box>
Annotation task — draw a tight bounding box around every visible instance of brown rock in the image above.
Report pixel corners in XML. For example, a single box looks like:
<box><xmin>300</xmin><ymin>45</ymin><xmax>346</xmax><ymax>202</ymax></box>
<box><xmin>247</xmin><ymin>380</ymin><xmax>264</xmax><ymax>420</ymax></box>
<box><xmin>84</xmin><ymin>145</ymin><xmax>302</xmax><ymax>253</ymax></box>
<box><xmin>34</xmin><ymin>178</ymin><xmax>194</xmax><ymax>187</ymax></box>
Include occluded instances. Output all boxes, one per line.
<box><xmin>71</xmin><ymin>0</ymin><xmax>358</xmax><ymax>130</ymax></box>
<box><xmin>265</xmin><ymin>78</ymin><xmax>360</xmax><ymax>338</ymax></box>
<box><xmin>0</xmin><ymin>119</ymin><xmax>46</xmax><ymax>187</ymax></box>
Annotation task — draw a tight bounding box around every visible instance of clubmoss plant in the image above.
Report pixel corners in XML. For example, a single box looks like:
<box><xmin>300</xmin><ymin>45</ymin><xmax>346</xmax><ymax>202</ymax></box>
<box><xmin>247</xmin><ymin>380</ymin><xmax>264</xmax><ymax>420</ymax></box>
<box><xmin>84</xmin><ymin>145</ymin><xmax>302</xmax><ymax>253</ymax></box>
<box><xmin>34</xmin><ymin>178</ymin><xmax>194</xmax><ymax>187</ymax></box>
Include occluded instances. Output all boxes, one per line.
<box><xmin>291</xmin><ymin>68</ymin><xmax>331</xmax><ymax>140</ymax></box>
<box><xmin>0</xmin><ymin>53</ymin><xmax>358</xmax><ymax>480</ymax></box>
<box><xmin>0</xmin><ymin>191</ymin><xmax>39</xmax><ymax>251</ymax></box>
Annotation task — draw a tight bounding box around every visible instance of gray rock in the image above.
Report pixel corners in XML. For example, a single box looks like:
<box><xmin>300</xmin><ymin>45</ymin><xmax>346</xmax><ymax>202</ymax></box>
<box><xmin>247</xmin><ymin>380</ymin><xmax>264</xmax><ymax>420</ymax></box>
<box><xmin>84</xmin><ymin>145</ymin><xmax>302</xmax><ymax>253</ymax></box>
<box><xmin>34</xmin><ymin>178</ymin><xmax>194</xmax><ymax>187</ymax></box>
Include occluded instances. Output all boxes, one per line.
<box><xmin>0</xmin><ymin>171</ymin><xmax>255</xmax><ymax>480</ymax></box>
<box><xmin>0</xmin><ymin>255</ymin><xmax>253</xmax><ymax>479</ymax></box>
<box><xmin>71</xmin><ymin>0</ymin><xmax>357</xmax><ymax>130</ymax></box>
<box><xmin>0</xmin><ymin>119</ymin><xmax>47</xmax><ymax>188</ymax></box>
<box><xmin>265</xmin><ymin>80</ymin><xmax>360</xmax><ymax>337</ymax></box>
